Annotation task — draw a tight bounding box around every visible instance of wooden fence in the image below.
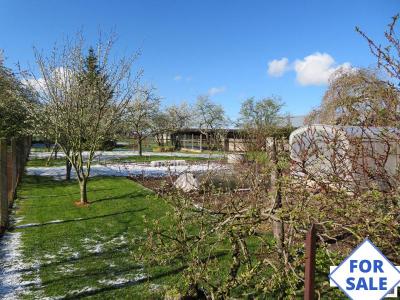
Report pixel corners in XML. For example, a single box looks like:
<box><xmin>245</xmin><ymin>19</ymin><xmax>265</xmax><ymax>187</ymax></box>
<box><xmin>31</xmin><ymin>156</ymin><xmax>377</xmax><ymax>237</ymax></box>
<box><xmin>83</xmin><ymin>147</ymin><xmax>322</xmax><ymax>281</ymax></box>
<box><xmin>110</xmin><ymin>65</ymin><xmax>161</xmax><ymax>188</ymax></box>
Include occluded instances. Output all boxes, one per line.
<box><xmin>0</xmin><ymin>136</ymin><xmax>31</xmax><ymax>233</ymax></box>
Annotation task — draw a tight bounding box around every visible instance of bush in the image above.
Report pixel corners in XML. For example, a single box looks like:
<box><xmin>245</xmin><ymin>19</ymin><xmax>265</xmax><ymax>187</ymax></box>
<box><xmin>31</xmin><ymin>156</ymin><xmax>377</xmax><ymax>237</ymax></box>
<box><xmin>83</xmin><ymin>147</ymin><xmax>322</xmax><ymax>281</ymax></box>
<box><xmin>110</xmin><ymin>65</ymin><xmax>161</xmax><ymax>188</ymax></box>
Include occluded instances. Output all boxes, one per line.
<box><xmin>99</xmin><ymin>140</ymin><xmax>117</xmax><ymax>151</ymax></box>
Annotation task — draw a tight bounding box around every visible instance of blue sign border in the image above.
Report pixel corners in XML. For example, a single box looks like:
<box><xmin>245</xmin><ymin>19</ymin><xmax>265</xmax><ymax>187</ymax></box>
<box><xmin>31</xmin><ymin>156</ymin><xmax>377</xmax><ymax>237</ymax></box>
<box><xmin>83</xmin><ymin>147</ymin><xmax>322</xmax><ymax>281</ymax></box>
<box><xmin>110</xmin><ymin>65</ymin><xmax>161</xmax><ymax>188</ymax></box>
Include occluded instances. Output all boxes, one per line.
<box><xmin>328</xmin><ymin>238</ymin><xmax>400</xmax><ymax>300</ymax></box>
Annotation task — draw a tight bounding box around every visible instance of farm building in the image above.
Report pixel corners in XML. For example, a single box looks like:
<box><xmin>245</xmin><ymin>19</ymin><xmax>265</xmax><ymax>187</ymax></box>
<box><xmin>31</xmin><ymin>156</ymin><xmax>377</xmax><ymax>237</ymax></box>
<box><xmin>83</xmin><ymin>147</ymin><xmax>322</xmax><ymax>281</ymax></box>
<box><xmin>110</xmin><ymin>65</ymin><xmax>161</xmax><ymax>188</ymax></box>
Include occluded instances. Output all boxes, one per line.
<box><xmin>169</xmin><ymin>128</ymin><xmax>245</xmax><ymax>152</ymax></box>
<box><xmin>166</xmin><ymin>116</ymin><xmax>306</xmax><ymax>152</ymax></box>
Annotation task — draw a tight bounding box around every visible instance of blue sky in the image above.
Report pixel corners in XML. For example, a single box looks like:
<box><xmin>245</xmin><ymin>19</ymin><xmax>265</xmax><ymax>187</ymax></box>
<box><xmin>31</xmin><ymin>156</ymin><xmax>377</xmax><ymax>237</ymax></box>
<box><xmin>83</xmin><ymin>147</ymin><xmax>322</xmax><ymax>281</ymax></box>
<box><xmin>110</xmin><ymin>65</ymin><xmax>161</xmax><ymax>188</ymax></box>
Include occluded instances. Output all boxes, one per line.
<box><xmin>0</xmin><ymin>0</ymin><xmax>398</xmax><ymax>120</ymax></box>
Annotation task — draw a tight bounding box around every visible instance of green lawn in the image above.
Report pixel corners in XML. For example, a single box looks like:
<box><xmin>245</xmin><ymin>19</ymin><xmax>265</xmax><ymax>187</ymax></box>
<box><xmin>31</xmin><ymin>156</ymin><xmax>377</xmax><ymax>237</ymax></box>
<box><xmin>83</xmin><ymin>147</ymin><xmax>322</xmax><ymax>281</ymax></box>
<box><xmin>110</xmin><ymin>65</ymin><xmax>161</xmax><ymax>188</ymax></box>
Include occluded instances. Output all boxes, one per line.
<box><xmin>13</xmin><ymin>176</ymin><xmax>185</xmax><ymax>299</ymax></box>
<box><xmin>27</xmin><ymin>155</ymin><xmax>220</xmax><ymax>168</ymax></box>
<box><xmin>9</xmin><ymin>175</ymin><xmax>273</xmax><ymax>299</ymax></box>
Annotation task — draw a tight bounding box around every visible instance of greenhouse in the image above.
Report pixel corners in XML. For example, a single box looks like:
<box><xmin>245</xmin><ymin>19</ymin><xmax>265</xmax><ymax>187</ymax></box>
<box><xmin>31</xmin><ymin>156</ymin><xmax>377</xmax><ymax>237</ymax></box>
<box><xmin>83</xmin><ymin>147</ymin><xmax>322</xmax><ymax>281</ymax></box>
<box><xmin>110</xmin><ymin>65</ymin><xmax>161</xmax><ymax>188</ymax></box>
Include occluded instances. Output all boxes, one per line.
<box><xmin>289</xmin><ymin>125</ymin><xmax>400</xmax><ymax>190</ymax></box>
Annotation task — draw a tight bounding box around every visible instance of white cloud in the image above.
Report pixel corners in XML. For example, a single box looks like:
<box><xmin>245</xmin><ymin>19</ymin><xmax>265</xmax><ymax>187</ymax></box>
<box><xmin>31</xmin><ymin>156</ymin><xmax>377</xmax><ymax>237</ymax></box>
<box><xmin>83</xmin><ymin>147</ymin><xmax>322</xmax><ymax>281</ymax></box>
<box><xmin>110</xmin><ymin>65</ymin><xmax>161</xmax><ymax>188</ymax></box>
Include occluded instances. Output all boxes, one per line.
<box><xmin>22</xmin><ymin>67</ymin><xmax>74</xmax><ymax>93</ymax></box>
<box><xmin>267</xmin><ymin>57</ymin><xmax>290</xmax><ymax>77</ymax></box>
<box><xmin>294</xmin><ymin>52</ymin><xmax>352</xmax><ymax>86</ymax></box>
<box><xmin>207</xmin><ymin>86</ymin><xmax>226</xmax><ymax>96</ymax></box>
<box><xmin>22</xmin><ymin>77</ymin><xmax>46</xmax><ymax>93</ymax></box>
<box><xmin>173</xmin><ymin>75</ymin><xmax>182</xmax><ymax>81</ymax></box>
<box><xmin>174</xmin><ymin>74</ymin><xmax>193</xmax><ymax>82</ymax></box>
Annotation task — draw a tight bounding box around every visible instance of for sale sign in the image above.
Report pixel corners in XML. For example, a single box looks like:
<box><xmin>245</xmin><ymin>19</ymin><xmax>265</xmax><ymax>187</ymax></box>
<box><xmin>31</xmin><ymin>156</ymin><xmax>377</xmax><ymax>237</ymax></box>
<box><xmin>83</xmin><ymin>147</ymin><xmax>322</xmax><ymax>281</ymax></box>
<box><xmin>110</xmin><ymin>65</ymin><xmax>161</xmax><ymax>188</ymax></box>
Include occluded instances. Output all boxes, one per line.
<box><xmin>329</xmin><ymin>238</ymin><xmax>400</xmax><ymax>299</ymax></box>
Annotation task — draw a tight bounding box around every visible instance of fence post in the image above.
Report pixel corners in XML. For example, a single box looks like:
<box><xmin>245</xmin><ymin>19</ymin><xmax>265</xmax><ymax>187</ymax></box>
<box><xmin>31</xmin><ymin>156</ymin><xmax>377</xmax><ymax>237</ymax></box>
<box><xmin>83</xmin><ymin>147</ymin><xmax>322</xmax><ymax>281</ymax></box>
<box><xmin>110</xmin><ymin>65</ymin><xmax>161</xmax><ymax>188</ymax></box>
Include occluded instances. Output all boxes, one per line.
<box><xmin>304</xmin><ymin>224</ymin><xmax>316</xmax><ymax>300</ymax></box>
<box><xmin>0</xmin><ymin>138</ymin><xmax>8</xmax><ymax>232</ymax></box>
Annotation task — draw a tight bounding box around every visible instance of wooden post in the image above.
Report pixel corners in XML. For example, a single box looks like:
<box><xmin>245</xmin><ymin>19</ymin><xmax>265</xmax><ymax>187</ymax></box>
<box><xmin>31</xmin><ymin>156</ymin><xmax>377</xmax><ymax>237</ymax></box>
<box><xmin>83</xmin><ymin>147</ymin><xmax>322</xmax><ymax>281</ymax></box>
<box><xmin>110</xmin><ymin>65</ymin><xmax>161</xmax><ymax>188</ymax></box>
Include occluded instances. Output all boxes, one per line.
<box><xmin>0</xmin><ymin>138</ymin><xmax>8</xmax><ymax>231</ymax></box>
<box><xmin>304</xmin><ymin>224</ymin><xmax>316</xmax><ymax>300</ymax></box>
<box><xmin>200</xmin><ymin>134</ymin><xmax>202</xmax><ymax>152</ymax></box>
<box><xmin>191</xmin><ymin>134</ymin><xmax>194</xmax><ymax>150</ymax></box>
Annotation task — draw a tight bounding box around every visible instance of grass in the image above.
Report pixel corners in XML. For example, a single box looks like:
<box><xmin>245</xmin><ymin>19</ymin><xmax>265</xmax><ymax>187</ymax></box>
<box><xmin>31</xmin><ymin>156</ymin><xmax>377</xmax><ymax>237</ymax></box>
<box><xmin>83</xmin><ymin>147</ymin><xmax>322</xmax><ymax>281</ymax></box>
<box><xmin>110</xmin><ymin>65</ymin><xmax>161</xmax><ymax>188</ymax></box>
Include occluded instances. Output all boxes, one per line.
<box><xmin>9</xmin><ymin>175</ymin><xmax>272</xmax><ymax>299</ymax></box>
<box><xmin>27</xmin><ymin>155</ymin><xmax>220</xmax><ymax>168</ymax></box>
<box><xmin>13</xmin><ymin>176</ymin><xmax>184</xmax><ymax>299</ymax></box>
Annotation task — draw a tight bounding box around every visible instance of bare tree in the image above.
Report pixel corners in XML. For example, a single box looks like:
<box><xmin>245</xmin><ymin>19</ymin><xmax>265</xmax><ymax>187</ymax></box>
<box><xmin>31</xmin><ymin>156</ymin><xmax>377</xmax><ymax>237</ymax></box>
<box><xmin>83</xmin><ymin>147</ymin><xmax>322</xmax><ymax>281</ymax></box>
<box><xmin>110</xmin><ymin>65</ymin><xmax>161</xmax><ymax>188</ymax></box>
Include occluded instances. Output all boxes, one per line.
<box><xmin>166</xmin><ymin>102</ymin><xmax>191</xmax><ymax>132</ymax></box>
<box><xmin>357</xmin><ymin>14</ymin><xmax>400</xmax><ymax>82</ymax></box>
<box><xmin>29</xmin><ymin>33</ymin><xmax>140</xmax><ymax>204</ymax></box>
<box><xmin>165</xmin><ymin>102</ymin><xmax>191</xmax><ymax>148</ymax></box>
<box><xmin>152</xmin><ymin>111</ymin><xmax>170</xmax><ymax>147</ymax></box>
<box><xmin>194</xmin><ymin>95</ymin><xmax>228</xmax><ymax>150</ymax></box>
<box><xmin>151</xmin><ymin>103</ymin><xmax>192</xmax><ymax>148</ymax></box>
<box><xmin>125</xmin><ymin>86</ymin><xmax>160</xmax><ymax>156</ymax></box>
<box><xmin>239</xmin><ymin>96</ymin><xmax>285</xmax><ymax>151</ymax></box>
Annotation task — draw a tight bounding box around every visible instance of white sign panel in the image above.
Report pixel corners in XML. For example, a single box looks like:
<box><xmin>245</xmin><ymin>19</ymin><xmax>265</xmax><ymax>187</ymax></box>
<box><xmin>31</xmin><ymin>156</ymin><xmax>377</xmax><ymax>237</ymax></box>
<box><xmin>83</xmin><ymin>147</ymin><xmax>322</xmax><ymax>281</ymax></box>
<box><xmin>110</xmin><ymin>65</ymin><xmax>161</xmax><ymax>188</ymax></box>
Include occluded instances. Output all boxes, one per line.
<box><xmin>329</xmin><ymin>239</ymin><xmax>400</xmax><ymax>300</ymax></box>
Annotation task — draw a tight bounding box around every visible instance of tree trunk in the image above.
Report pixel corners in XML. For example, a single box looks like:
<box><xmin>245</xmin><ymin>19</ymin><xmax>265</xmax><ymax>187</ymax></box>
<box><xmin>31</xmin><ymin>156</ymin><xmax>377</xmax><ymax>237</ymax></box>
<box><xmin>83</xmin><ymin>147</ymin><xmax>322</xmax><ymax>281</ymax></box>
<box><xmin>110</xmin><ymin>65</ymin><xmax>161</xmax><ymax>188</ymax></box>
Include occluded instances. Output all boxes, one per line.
<box><xmin>79</xmin><ymin>178</ymin><xmax>88</xmax><ymax>204</ymax></box>
<box><xmin>66</xmin><ymin>159</ymin><xmax>72</xmax><ymax>181</ymax></box>
<box><xmin>138</xmin><ymin>138</ymin><xmax>143</xmax><ymax>156</ymax></box>
<box><xmin>270</xmin><ymin>138</ymin><xmax>285</xmax><ymax>258</ymax></box>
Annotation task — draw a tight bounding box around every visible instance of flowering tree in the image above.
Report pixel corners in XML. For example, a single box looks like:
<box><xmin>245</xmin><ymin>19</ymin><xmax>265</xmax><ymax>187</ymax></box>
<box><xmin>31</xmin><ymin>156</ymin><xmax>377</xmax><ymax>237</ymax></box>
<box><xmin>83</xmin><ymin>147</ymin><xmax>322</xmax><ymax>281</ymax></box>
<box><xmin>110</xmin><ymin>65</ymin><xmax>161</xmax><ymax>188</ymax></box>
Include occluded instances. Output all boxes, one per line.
<box><xmin>29</xmin><ymin>33</ymin><xmax>140</xmax><ymax>204</ymax></box>
<box><xmin>124</xmin><ymin>86</ymin><xmax>160</xmax><ymax>156</ymax></box>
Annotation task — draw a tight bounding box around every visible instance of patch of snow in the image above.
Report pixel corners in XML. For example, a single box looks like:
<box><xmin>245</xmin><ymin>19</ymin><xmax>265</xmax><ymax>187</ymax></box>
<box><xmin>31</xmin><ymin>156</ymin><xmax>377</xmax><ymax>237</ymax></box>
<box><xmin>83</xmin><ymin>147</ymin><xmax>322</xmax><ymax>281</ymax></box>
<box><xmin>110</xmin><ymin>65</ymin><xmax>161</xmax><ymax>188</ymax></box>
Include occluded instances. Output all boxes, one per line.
<box><xmin>90</xmin><ymin>244</ymin><xmax>103</xmax><ymax>254</ymax></box>
<box><xmin>149</xmin><ymin>283</ymin><xmax>162</xmax><ymax>291</ymax></box>
<box><xmin>30</xmin><ymin>150</ymin><xmax>224</xmax><ymax>160</ymax></box>
<box><xmin>0</xmin><ymin>231</ymin><xmax>41</xmax><ymax>299</ymax></box>
<box><xmin>98</xmin><ymin>277</ymin><xmax>131</xmax><ymax>286</ymax></box>
<box><xmin>14</xmin><ymin>219</ymin><xmax>66</xmax><ymax>229</ymax></box>
<box><xmin>27</xmin><ymin>162</ymin><xmax>230</xmax><ymax>180</ymax></box>
<box><xmin>43</xmin><ymin>254</ymin><xmax>57</xmax><ymax>260</ymax></box>
<box><xmin>98</xmin><ymin>269</ymin><xmax>147</xmax><ymax>287</ymax></box>
<box><xmin>107</xmin><ymin>235</ymin><xmax>127</xmax><ymax>247</ymax></box>
<box><xmin>57</xmin><ymin>246</ymin><xmax>72</xmax><ymax>256</ymax></box>
<box><xmin>57</xmin><ymin>264</ymin><xmax>76</xmax><ymax>274</ymax></box>
<box><xmin>150</xmin><ymin>160</ymin><xmax>187</xmax><ymax>167</ymax></box>
<box><xmin>63</xmin><ymin>286</ymin><xmax>97</xmax><ymax>298</ymax></box>
<box><xmin>13</xmin><ymin>223</ymin><xmax>39</xmax><ymax>229</ymax></box>
<box><xmin>46</xmin><ymin>219</ymin><xmax>64</xmax><ymax>224</ymax></box>
<box><xmin>82</xmin><ymin>237</ymin><xmax>104</xmax><ymax>254</ymax></box>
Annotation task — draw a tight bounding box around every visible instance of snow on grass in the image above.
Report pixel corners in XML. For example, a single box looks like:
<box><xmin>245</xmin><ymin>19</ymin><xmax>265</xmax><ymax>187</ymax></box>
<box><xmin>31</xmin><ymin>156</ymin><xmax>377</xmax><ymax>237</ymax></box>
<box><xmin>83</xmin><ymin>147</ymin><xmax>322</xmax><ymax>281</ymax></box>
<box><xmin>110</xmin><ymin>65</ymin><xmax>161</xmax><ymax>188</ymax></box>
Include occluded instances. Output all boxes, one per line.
<box><xmin>82</xmin><ymin>234</ymin><xmax>128</xmax><ymax>254</ymax></box>
<box><xmin>106</xmin><ymin>234</ymin><xmax>128</xmax><ymax>247</ymax></box>
<box><xmin>13</xmin><ymin>223</ymin><xmax>40</xmax><ymax>229</ymax></box>
<box><xmin>56</xmin><ymin>264</ymin><xmax>77</xmax><ymax>275</ymax></box>
<box><xmin>98</xmin><ymin>268</ymin><xmax>147</xmax><ymax>287</ymax></box>
<box><xmin>57</xmin><ymin>246</ymin><xmax>73</xmax><ymax>256</ymax></box>
<box><xmin>0</xmin><ymin>231</ymin><xmax>41</xmax><ymax>299</ymax></box>
<box><xmin>14</xmin><ymin>218</ymin><xmax>84</xmax><ymax>229</ymax></box>
<box><xmin>61</xmin><ymin>286</ymin><xmax>97</xmax><ymax>298</ymax></box>
<box><xmin>90</xmin><ymin>244</ymin><xmax>103</xmax><ymax>254</ymax></box>
<box><xmin>98</xmin><ymin>277</ymin><xmax>131</xmax><ymax>286</ymax></box>
<box><xmin>26</xmin><ymin>162</ymin><xmax>230</xmax><ymax>180</ymax></box>
<box><xmin>82</xmin><ymin>237</ymin><xmax>104</xmax><ymax>254</ymax></box>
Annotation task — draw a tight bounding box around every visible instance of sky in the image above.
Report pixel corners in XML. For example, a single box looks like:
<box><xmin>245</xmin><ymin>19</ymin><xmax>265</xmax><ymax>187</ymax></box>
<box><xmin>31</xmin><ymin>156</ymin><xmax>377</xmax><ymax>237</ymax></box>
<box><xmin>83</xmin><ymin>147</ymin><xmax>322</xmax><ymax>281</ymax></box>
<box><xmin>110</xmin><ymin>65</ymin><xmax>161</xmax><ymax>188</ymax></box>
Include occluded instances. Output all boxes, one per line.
<box><xmin>0</xmin><ymin>0</ymin><xmax>399</xmax><ymax>120</ymax></box>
